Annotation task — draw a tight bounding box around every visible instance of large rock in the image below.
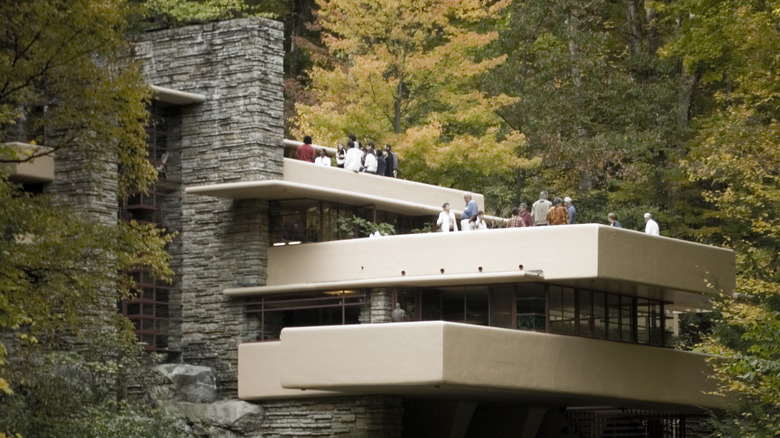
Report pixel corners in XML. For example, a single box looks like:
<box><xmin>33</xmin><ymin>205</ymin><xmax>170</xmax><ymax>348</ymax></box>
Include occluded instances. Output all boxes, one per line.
<box><xmin>172</xmin><ymin>400</ymin><xmax>264</xmax><ymax>432</ymax></box>
<box><xmin>153</xmin><ymin>363</ymin><xmax>218</xmax><ymax>403</ymax></box>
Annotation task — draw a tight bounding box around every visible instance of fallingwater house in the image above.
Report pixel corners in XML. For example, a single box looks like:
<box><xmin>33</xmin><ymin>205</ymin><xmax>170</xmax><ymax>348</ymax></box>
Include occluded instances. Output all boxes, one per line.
<box><xmin>6</xmin><ymin>18</ymin><xmax>735</xmax><ymax>438</ymax></box>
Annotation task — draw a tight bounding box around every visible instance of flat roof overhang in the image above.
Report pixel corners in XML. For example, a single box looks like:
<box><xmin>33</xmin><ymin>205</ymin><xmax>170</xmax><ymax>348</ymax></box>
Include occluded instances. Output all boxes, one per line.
<box><xmin>2</xmin><ymin>142</ymin><xmax>54</xmax><ymax>184</ymax></box>
<box><xmin>225</xmin><ymin>270</ymin><xmax>543</xmax><ymax>296</ymax></box>
<box><xmin>185</xmin><ymin>158</ymin><xmax>488</xmax><ymax>218</ymax></box>
<box><xmin>151</xmin><ymin>85</ymin><xmax>206</xmax><ymax>106</ymax></box>
<box><xmin>238</xmin><ymin>321</ymin><xmax>723</xmax><ymax>410</ymax></box>
<box><xmin>227</xmin><ymin>225</ymin><xmax>735</xmax><ymax>310</ymax></box>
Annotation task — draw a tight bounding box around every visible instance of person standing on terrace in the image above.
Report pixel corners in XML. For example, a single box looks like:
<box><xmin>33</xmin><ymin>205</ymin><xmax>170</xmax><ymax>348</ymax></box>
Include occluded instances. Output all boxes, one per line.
<box><xmin>531</xmin><ymin>191</ymin><xmax>552</xmax><ymax>226</ymax></box>
<box><xmin>644</xmin><ymin>213</ymin><xmax>659</xmax><ymax>236</ymax></box>
<box><xmin>437</xmin><ymin>202</ymin><xmax>458</xmax><ymax>233</ymax></box>
<box><xmin>336</xmin><ymin>143</ymin><xmax>346</xmax><ymax>168</ymax></box>
<box><xmin>519</xmin><ymin>203</ymin><xmax>533</xmax><ymax>227</ymax></box>
<box><xmin>376</xmin><ymin>149</ymin><xmax>386</xmax><ymax>176</ymax></box>
<box><xmin>296</xmin><ymin>135</ymin><xmax>315</xmax><ymax>162</ymax></box>
<box><xmin>384</xmin><ymin>144</ymin><xmax>398</xmax><ymax>178</ymax></box>
<box><xmin>363</xmin><ymin>145</ymin><xmax>378</xmax><ymax>174</ymax></box>
<box><xmin>564</xmin><ymin>196</ymin><xmax>576</xmax><ymax>224</ymax></box>
<box><xmin>546</xmin><ymin>197</ymin><xmax>570</xmax><ymax>226</ymax></box>
<box><xmin>314</xmin><ymin>148</ymin><xmax>331</xmax><ymax>166</ymax></box>
<box><xmin>344</xmin><ymin>141</ymin><xmax>363</xmax><ymax>172</ymax></box>
<box><xmin>608</xmin><ymin>212</ymin><xmax>622</xmax><ymax>228</ymax></box>
<box><xmin>460</xmin><ymin>193</ymin><xmax>478</xmax><ymax>232</ymax></box>
<box><xmin>507</xmin><ymin>207</ymin><xmax>523</xmax><ymax>228</ymax></box>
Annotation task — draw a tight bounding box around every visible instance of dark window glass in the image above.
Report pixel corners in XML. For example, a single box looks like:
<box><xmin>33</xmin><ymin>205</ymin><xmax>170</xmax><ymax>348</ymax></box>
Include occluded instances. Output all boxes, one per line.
<box><xmin>421</xmin><ymin>289</ymin><xmax>443</xmax><ymax>321</ymax></box>
<box><xmin>621</xmin><ymin>297</ymin><xmax>634</xmax><ymax>342</ymax></box>
<box><xmin>579</xmin><ymin>289</ymin><xmax>592</xmax><ymax>336</ymax></box>
<box><xmin>490</xmin><ymin>285</ymin><xmax>514</xmax><ymax>329</ymax></box>
<box><xmin>465</xmin><ymin>287</ymin><xmax>489</xmax><ymax>326</ymax></box>
<box><xmin>607</xmin><ymin>294</ymin><xmax>621</xmax><ymax>341</ymax></box>
<box><xmin>593</xmin><ymin>292</ymin><xmax>606</xmax><ymax>338</ymax></box>
<box><xmin>516</xmin><ymin>283</ymin><xmax>546</xmax><ymax>331</ymax></box>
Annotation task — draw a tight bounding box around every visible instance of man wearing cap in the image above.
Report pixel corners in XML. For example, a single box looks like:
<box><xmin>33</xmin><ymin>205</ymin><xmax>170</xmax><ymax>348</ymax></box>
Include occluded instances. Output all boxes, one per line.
<box><xmin>564</xmin><ymin>196</ymin><xmax>576</xmax><ymax>224</ymax></box>
<box><xmin>644</xmin><ymin>213</ymin><xmax>659</xmax><ymax>236</ymax></box>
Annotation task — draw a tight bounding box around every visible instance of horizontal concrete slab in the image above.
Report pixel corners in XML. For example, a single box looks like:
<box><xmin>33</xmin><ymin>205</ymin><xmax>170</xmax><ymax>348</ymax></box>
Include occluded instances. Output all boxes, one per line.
<box><xmin>238</xmin><ymin>322</ymin><xmax>722</xmax><ymax>410</ymax></box>
<box><xmin>229</xmin><ymin>225</ymin><xmax>734</xmax><ymax>309</ymax></box>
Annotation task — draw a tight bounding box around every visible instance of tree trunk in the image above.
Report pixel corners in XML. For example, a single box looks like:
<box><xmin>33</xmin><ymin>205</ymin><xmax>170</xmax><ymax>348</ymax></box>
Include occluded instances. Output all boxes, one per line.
<box><xmin>394</xmin><ymin>81</ymin><xmax>403</xmax><ymax>134</ymax></box>
<box><xmin>678</xmin><ymin>72</ymin><xmax>698</xmax><ymax>129</ymax></box>
<box><xmin>626</xmin><ymin>0</ymin><xmax>644</xmax><ymax>57</ymax></box>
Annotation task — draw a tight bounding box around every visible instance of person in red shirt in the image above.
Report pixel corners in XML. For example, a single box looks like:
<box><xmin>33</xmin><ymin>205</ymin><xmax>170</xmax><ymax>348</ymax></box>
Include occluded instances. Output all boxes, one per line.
<box><xmin>519</xmin><ymin>203</ymin><xmax>533</xmax><ymax>227</ymax></box>
<box><xmin>296</xmin><ymin>135</ymin><xmax>315</xmax><ymax>162</ymax></box>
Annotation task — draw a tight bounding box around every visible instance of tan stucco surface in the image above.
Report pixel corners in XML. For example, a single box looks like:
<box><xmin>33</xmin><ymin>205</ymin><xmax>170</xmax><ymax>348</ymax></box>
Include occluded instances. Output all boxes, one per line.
<box><xmin>3</xmin><ymin>142</ymin><xmax>54</xmax><ymax>184</ymax></box>
<box><xmin>238</xmin><ymin>322</ymin><xmax>722</xmax><ymax>410</ymax></box>
<box><xmin>186</xmin><ymin>158</ymin><xmax>484</xmax><ymax>217</ymax></box>
<box><xmin>228</xmin><ymin>225</ymin><xmax>734</xmax><ymax>306</ymax></box>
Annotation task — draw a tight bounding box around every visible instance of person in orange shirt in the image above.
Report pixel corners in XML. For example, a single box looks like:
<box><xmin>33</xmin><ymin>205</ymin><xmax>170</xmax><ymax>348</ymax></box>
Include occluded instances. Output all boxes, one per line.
<box><xmin>546</xmin><ymin>197</ymin><xmax>570</xmax><ymax>226</ymax></box>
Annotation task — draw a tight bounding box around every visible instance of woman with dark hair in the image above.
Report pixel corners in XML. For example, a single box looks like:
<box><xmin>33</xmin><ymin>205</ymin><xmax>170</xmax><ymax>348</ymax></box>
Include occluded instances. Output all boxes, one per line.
<box><xmin>314</xmin><ymin>148</ymin><xmax>331</xmax><ymax>166</ymax></box>
<box><xmin>363</xmin><ymin>145</ymin><xmax>378</xmax><ymax>174</ymax></box>
<box><xmin>336</xmin><ymin>143</ymin><xmax>346</xmax><ymax>168</ymax></box>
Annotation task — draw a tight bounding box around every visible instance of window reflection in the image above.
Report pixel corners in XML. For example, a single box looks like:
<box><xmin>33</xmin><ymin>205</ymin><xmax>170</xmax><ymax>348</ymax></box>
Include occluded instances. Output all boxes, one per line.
<box><xmin>245</xmin><ymin>283</ymin><xmax>674</xmax><ymax>347</ymax></box>
<box><xmin>269</xmin><ymin>200</ymin><xmax>432</xmax><ymax>245</ymax></box>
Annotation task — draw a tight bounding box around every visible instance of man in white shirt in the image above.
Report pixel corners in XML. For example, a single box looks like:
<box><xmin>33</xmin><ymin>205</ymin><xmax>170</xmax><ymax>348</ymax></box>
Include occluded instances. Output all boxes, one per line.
<box><xmin>343</xmin><ymin>141</ymin><xmax>363</xmax><ymax>171</ymax></box>
<box><xmin>436</xmin><ymin>202</ymin><xmax>458</xmax><ymax>232</ymax></box>
<box><xmin>644</xmin><ymin>213</ymin><xmax>659</xmax><ymax>236</ymax></box>
<box><xmin>531</xmin><ymin>191</ymin><xmax>552</xmax><ymax>226</ymax></box>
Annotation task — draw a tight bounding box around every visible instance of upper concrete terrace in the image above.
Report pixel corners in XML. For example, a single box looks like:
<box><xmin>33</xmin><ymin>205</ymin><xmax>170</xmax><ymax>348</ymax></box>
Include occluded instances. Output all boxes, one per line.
<box><xmin>187</xmin><ymin>156</ymin><xmax>485</xmax><ymax>218</ymax></box>
<box><xmin>186</xmin><ymin>156</ymin><xmax>735</xmax><ymax>308</ymax></box>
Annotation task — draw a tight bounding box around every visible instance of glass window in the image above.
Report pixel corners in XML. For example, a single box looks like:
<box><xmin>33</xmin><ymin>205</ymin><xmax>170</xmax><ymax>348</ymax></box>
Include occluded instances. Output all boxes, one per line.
<box><xmin>247</xmin><ymin>291</ymin><xmax>368</xmax><ymax>341</ymax></box>
<box><xmin>607</xmin><ymin>294</ymin><xmax>621</xmax><ymax>341</ymax></box>
<box><xmin>549</xmin><ymin>286</ymin><xmax>576</xmax><ymax>335</ymax></box>
<box><xmin>441</xmin><ymin>289</ymin><xmax>464</xmax><ymax>322</ymax></box>
<box><xmin>592</xmin><ymin>292</ymin><xmax>606</xmax><ymax>338</ymax></box>
<box><xmin>490</xmin><ymin>285</ymin><xmax>514</xmax><ymax>329</ymax></box>
<box><xmin>579</xmin><ymin>289</ymin><xmax>592</xmax><ymax>336</ymax></box>
<box><xmin>395</xmin><ymin>289</ymin><xmax>419</xmax><ymax>321</ymax></box>
<box><xmin>269</xmin><ymin>200</ymin><xmax>433</xmax><ymax>245</ymax></box>
<box><xmin>621</xmin><ymin>296</ymin><xmax>635</xmax><ymax>342</ymax></box>
<box><xmin>465</xmin><ymin>286</ymin><xmax>489</xmax><ymax>326</ymax></box>
<box><xmin>516</xmin><ymin>283</ymin><xmax>546</xmax><ymax>331</ymax></box>
<box><xmin>421</xmin><ymin>289</ymin><xmax>443</xmax><ymax>321</ymax></box>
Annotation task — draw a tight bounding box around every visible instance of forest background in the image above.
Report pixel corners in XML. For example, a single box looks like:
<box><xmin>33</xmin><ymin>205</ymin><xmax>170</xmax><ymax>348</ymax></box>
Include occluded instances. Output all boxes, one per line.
<box><xmin>1</xmin><ymin>0</ymin><xmax>779</xmax><ymax>436</ymax></box>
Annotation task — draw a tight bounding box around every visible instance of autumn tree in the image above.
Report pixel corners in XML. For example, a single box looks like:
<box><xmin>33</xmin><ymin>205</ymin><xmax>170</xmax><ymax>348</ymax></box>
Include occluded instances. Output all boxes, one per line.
<box><xmin>1</xmin><ymin>0</ymin><xmax>175</xmax><ymax>435</ymax></box>
<box><xmin>483</xmin><ymin>0</ymin><xmax>691</xmax><ymax>227</ymax></box>
<box><xmin>292</xmin><ymin>0</ymin><xmax>537</xmax><ymax>206</ymax></box>
<box><xmin>664</xmin><ymin>0</ymin><xmax>780</xmax><ymax>434</ymax></box>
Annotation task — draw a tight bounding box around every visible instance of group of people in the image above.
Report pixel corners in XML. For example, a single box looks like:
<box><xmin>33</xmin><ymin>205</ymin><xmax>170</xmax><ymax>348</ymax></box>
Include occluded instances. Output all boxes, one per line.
<box><xmin>436</xmin><ymin>193</ymin><xmax>488</xmax><ymax>232</ymax></box>
<box><xmin>296</xmin><ymin>135</ymin><xmax>399</xmax><ymax>178</ymax></box>
<box><xmin>506</xmin><ymin>191</ymin><xmax>577</xmax><ymax>227</ymax></box>
<box><xmin>440</xmin><ymin>190</ymin><xmax>662</xmax><ymax>235</ymax></box>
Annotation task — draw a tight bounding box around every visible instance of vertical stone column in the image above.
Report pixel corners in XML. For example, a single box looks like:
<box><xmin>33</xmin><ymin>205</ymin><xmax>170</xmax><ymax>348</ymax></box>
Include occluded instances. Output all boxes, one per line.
<box><xmin>134</xmin><ymin>18</ymin><xmax>284</xmax><ymax>397</ymax></box>
<box><xmin>370</xmin><ymin>288</ymin><xmax>395</xmax><ymax>323</ymax></box>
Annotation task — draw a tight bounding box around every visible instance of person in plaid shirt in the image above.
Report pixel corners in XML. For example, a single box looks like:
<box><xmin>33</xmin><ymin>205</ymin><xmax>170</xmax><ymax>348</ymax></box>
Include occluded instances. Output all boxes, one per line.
<box><xmin>507</xmin><ymin>207</ymin><xmax>524</xmax><ymax>228</ymax></box>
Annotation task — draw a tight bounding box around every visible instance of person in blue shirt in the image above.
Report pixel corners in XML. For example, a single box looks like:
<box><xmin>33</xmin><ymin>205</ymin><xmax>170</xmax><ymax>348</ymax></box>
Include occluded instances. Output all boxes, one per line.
<box><xmin>608</xmin><ymin>212</ymin><xmax>622</xmax><ymax>228</ymax></box>
<box><xmin>564</xmin><ymin>196</ymin><xmax>577</xmax><ymax>224</ymax></box>
<box><xmin>460</xmin><ymin>192</ymin><xmax>478</xmax><ymax>232</ymax></box>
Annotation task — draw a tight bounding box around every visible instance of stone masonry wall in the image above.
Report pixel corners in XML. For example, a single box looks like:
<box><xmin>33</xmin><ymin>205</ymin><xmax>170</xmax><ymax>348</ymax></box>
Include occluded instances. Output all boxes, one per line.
<box><xmin>260</xmin><ymin>396</ymin><xmax>404</xmax><ymax>437</ymax></box>
<box><xmin>134</xmin><ymin>18</ymin><xmax>285</xmax><ymax>397</ymax></box>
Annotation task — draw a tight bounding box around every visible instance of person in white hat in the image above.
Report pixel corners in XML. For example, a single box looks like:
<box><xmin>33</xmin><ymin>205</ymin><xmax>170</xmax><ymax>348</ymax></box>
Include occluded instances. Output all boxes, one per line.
<box><xmin>564</xmin><ymin>197</ymin><xmax>576</xmax><ymax>224</ymax></box>
<box><xmin>644</xmin><ymin>213</ymin><xmax>659</xmax><ymax>236</ymax></box>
